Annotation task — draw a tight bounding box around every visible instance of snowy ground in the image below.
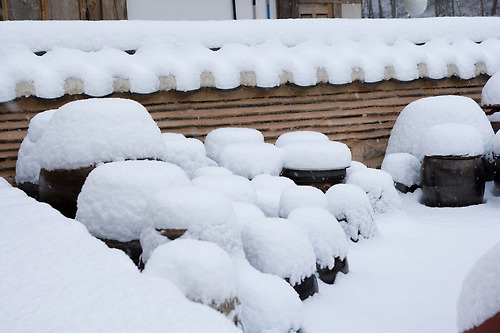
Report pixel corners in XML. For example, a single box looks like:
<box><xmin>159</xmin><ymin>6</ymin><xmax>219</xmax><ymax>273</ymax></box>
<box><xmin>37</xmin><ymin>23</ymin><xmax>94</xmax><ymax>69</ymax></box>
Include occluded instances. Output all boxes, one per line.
<box><xmin>2</xmin><ymin>176</ymin><xmax>500</xmax><ymax>332</ymax></box>
<box><xmin>303</xmin><ymin>183</ymin><xmax>500</xmax><ymax>333</ymax></box>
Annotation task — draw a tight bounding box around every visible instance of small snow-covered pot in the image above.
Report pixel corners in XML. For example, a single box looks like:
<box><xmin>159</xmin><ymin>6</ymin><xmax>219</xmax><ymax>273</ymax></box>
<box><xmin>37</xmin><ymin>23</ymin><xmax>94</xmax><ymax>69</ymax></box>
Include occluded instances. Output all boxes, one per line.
<box><xmin>381</xmin><ymin>153</ymin><xmax>421</xmax><ymax>193</ymax></box>
<box><xmin>288</xmin><ymin>207</ymin><xmax>349</xmax><ymax>285</ymax></box>
<box><xmin>420</xmin><ymin>124</ymin><xmax>486</xmax><ymax>207</ymax></box>
<box><xmin>316</xmin><ymin>257</ymin><xmax>349</xmax><ymax>285</ymax></box>
<box><xmin>280</xmin><ymin>141</ymin><xmax>351</xmax><ymax>193</ymax></box>
<box><xmin>241</xmin><ymin>217</ymin><xmax>318</xmax><ymax>301</ymax></box>
<box><xmin>39</xmin><ymin>166</ymin><xmax>95</xmax><ymax>218</ymax></box>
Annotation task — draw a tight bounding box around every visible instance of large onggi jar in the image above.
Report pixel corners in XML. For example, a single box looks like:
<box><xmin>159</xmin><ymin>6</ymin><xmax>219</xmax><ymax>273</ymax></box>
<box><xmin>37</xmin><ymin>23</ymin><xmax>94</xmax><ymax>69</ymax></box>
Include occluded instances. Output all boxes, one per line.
<box><xmin>36</xmin><ymin>98</ymin><xmax>165</xmax><ymax>218</ymax></box>
<box><xmin>420</xmin><ymin>123</ymin><xmax>486</xmax><ymax>207</ymax></box>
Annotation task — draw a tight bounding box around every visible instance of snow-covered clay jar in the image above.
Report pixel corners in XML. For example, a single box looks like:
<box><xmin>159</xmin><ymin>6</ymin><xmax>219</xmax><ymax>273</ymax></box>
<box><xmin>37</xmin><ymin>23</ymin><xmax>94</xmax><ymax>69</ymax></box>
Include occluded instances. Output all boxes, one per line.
<box><xmin>37</xmin><ymin>98</ymin><xmax>165</xmax><ymax>218</ymax></box>
<box><xmin>140</xmin><ymin>185</ymin><xmax>238</xmax><ymax>265</ymax></box>
<box><xmin>346</xmin><ymin>168</ymin><xmax>402</xmax><ymax>215</ymax></box>
<box><xmin>143</xmin><ymin>239</ymin><xmax>240</xmax><ymax>324</ymax></box>
<box><xmin>386</xmin><ymin>95</ymin><xmax>495</xmax><ymax>161</ymax></box>
<box><xmin>280</xmin><ymin>140</ymin><xmax>352</xmax><ymax>193</ymax></box>
<box><xmin>204</xmin><ymin>127</ymin><xmax>264</xmax><ymax>164</ymax></box>
<box><xmin>457</xmin><ymin>241</ymin><xmax>500</xmax><ymax>333</ymax></box>
<box><xmin>288</xmin><ymin>207</ymin><xmax>349</xmax><ymax>284</ymax></box>
<box><xmin>420</xmin><ymin>123</ymin><xmax>486</xmax><ymax>207</ymax></box>
<box><xmin>325</xmin><ymin>183</ymin><xmax>377</xmax><ymax>242</ymax></box>
<box><xmin>241</xmin><ymin>217</ymin><xmax>318</xmax><ymax>300</ymax></box>
<box><xmin>482</xmin><ymin>72</ymin><xmax>500</xmax><ymax>133</ymax></box>
<box><xmin>381</xmin><ymin>153</ymin><xmax>421</xmax><ymax>193</ymax></box>
<box><xmin>76</xmin><ymin>160</ymin><xmax>190</xmax><ymax>265</ymax></box>
<box><xmin>219</xmin><ymin>142</ymin><xmax>284</xmax><ymax>179</ymax></box>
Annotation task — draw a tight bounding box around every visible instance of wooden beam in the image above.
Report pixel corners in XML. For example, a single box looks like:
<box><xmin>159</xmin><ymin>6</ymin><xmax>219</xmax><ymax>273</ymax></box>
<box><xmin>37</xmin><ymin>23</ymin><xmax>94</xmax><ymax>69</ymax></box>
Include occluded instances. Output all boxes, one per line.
<box><xmin>1</xmin><ymin>0</ymin><xmax>8</xmax><ymax>20</ymax></box>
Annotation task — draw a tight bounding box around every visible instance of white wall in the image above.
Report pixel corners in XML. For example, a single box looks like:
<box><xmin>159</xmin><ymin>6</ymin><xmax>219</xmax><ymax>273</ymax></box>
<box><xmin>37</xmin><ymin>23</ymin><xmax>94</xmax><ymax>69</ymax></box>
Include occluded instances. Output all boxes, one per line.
<box><xmin>127</xmin><ymin>0</ymin><xmax>277</xmax><ymax>21</ymax></box>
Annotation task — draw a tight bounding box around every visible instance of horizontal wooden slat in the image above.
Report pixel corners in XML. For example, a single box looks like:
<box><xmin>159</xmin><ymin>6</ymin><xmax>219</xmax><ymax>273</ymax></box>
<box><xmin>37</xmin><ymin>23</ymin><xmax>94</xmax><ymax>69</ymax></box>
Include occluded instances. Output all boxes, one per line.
<box><xmin>0</xmin><ymin>76</ymin><xmax>489</xmax><ymax>182</ymax></box>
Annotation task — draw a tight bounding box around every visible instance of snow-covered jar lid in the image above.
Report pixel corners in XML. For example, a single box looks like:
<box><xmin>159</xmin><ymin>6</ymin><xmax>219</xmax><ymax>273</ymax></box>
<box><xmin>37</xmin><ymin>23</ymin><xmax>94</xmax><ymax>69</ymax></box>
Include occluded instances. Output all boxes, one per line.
<box><xmin>482</xmin><ymin>71</ymin><xmax>500</xmax><ymax>107</ymax></box>
<box><xmin>37</xmin><ymin>98</ymin><xmax>166</xmax><ymax>171</ymax></box>
<box><xmin>204</xmin><ymin>127</ymin><xmax>264</xmax><ymax>163</ymax></box>
<box><xmin>143</xmin><ymin>239</ymin><xmax>237</xmax><ymax>307</ymax></box>
<box><xmin>381</xmin><ymin>153</ymin><xmax>421</xmax><ymax>187</ymax></box>
<box><xmin>325</xmin><ymin>183</ymin><xmax>377</xmax><ymax>241</ymax></box>
<box><xmin>281</xmin><ymin>140</ymin><xmax>351</xmax><ymax>171</ymax></box>
<box><xmin>142</xmin><ymin>185</ymin><xmax>235</xmax><ymax>231</ymax></box>
<box><xmin>161</xmin><ymin>137</ymin><xmax>216</xmax><ymax>178</ymax></box>
<box><xmin>279</xmin><ymin>185</ymin><xmax>328</xmax><ymax>218</ymax></box>
<box><xmin>76</xmin><ymin>160</ymin><xmax>190</xmax><ymax>242</ymax></box>
<box><xmin>241</xmin><ymin>217</ymin><xmax>316</xmax><ymax>286</ymax></box>
<box><xmin>219</xmin><ymin>142</ymin><xmax>283</xmax><ymax>179</ymax></box>
<box><xmin>386</xmin><ymin>95</ymin><xmax>494</xmax><ymax>160</ymax></box>
<box><xmin>192</xmin><ymin>174</ymin><xmax>257</xmax><ymax>204</ymax></box>
<box><xmin>421</xmin><ymin>123</ymin><xmax>484</xmax><ymax>157</ymax></box>
<box><xmin>287</xmin><ymin>207</ymin><xmax>348</xmax><ymax>269</ymax></box>
<box><xmin>275</xmin><ymin>131</ymin><xmax>329</xmax><ymax>147</ymax></box>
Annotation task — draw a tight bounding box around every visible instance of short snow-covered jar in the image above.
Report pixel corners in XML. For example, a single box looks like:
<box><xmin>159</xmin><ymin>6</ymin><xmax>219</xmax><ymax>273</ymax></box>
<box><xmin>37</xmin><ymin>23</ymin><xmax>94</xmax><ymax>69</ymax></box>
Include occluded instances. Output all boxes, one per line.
<box><xmin>143</xmin><ymin>239</ymin><xmax>240</xmax><ymax>323</ymax></box>
<box><xmin>280</xmin><ymin>140</ymin><xmax>351</xmax><ymax>193</ymax></box>
<box><xmin>420</xmin><ymin>123</ymin><xmax>486</xmax><ymax>207</ymax></box>
<box><xmin>76</xmin><ymin>160</ymin><xmax>190</xmax><ymax>265</ymax></box>
<box><xmin>241</xmin><ymin>217</ymin><xmax>318</xmax><ymax>300</ymax></box>
<box><xmin>288</xmin><ymin>207</ymin><xmax>349</xmax><ymax>284</ymax></box>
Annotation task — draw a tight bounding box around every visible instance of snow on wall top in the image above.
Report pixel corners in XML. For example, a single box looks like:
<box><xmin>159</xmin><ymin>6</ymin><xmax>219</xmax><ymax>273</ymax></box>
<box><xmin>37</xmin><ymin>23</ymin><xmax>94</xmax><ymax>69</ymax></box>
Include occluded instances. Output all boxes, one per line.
<box><xmin>2</xmin><ymin>17</ymin><xmax>500</xmax><ymax>103</ymax></box>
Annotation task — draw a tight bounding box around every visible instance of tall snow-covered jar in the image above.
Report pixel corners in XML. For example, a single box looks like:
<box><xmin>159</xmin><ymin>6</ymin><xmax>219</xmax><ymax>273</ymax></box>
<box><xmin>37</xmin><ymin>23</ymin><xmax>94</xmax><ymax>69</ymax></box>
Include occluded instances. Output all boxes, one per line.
<box><xmin>36</xmin><ymin>98</ymin><xmax>165</xmax><ymax>218</ymax></box>
<box><xmin>420</xmin><ymin>123</ymin><xmax>486</xmax><ymax>207</ymax></box>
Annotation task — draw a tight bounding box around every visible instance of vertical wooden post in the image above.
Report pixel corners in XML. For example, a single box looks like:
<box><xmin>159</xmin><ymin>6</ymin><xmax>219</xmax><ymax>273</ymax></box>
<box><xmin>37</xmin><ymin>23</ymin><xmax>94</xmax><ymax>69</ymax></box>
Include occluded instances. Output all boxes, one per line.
<box><xmin>40</xmin><ymin>0</ymin><xmax>50</xmax><ymax>20</ymax></box>
<box><xmin>1</xmin><ymin>0</ymin><xmax>8</xmax><ymax>20</ymax></box>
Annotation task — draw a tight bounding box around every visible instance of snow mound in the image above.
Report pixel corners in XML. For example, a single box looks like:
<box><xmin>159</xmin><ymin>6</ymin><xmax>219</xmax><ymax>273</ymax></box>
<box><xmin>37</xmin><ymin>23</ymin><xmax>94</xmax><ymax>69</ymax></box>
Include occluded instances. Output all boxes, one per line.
<box><xmin>241</xmin><ymin>217</ymin><xmax>316</xmax><ymax>286</ymax></box>
<box><xmin>346</xmin><ymin>160</ymin><xmax>368</xmax><ymax>179</ymax></box>
<box><xmin>347</xmin><ymin>168</ymin><xmax>402</xmax><ymax>215</ymax></box>
<box><xmin>326</xmin><ymin>183</ymin><xmax>377</xmax><ymax>241</ymax></box>
<box><xmin>161</xmin><ymin>136</ymin><xmax>216</xmax><ymax>178</ymax></box>
<box><xmin>251</xmin><ymin>174</ymin><xmax>297</xmax><ymax>217</ymax></box>
<box><xmin>421</xmin><ymin>123</ymin><xmax>484</xmax><ymax>157</ymax></box>
<box><xmin>279</xmin><ymin>185</ymin><xmax>328</xmax><ymax>218</ymax></box>
<box><xmin>15</xmin><ymin>109</ymin><xmax>57</xmax><ymax>185</ymax></box>
<box><xmin>381</xmin><ymin>153</ymin><xmax>421</xmax><ymax>187</ymax></box>
<box><xmin>192</xmin><ymin>166</ymin><xmax>233</xmax><ymax>178</ymax></box>
<box><xmin>76</xmin><ymin>160</ymin><xmax>190</xmax><ymax>242</ymax></box>
<box><xmin>162</xmin><ymin>132</ymin><xmax>186</xmax><ymax>141</ymax></box>
<box><xmin>386</xmin><ymin>95</ymin><xmax>494</xmax><ymax>160</ymax></box>
<box><xmin>192</xmin><ymin>174</ymin><xmax>257</xmax><ymax>204</ymax></box>
<box><xmin>0</xmin><ymin>177</ymin><xmax>11</xmax><ymax>188</ymax></box>
<box><xmin>37</xmin><ymin>98</ymin><xmax>166</xmax><ymax>170</ymax></box>
<box><xmin>0</xmin><ymin>185</ymin><xmax>241</xmax><ymax>333</ymax></box>
<box><xmin>282</xmin><ymin>140</ymin><xmax>352</xmax><ymax>170</ymax></box>
<box><xmin>482</xmin><ymin>71</ymin><xmax>500</xmax><ymax>107</ymax></box>
<box><xmin>143</xmin><ymin>239</ymin><xmax>237</xmax><ymax>307</ymax></box>
<box><xmin>204</xmin><ymin>127</ymin><xmax>264</xmax><ymax>163</ymax></box>
<box><xmin>288</xmin><ymin>207</ymin><xmax>348</xmax><ymax>269</ymax></box>
<box><xmin>140</xmin><ymin>185</ymin><xmax>238</xmax><ymax>263</ymax></box>
<box><xmin>219</xmin><ymin>142</ymin><xmax>283</xmax><ymax>179</ymax></box>
<box><xmin>234</xmin><ymin>258</ymin><xmax>303</xmax><ymax>333</ymax></box>
<box><xmin>232</xmin><ymin>202</ymin><xmax>266</xmax><ymax>230</ymax></box>
<box><xmin>275</xmin><ymin>131</ymin><xmax>329</xmax><ymax>147</ymax></box>
<box><xmin>457</xmin><ymin>241</ymin><xmax>500</xmax><ymax>332</ymax></box>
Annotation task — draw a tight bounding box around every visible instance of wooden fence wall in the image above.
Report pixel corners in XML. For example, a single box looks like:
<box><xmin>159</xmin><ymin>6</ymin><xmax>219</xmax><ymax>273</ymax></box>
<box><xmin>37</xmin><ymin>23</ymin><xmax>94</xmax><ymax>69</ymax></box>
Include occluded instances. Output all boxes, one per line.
<box><xmin>0</xmin><ymin>76</ymin><xmax>488</xmax><ymax>185</ymax></box>
<box><xmin>0</xmin><ymin>0</ymin><xmax>127</xmax><ymax>20</ymax></box>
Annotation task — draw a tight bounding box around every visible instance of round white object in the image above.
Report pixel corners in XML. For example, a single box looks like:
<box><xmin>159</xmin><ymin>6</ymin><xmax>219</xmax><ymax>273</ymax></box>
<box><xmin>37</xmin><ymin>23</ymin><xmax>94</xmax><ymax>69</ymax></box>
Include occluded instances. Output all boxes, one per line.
<box><xmin>404</xmin><ymin>0</ymin><xmax>427</xmax><ymax>16</ymax></box>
